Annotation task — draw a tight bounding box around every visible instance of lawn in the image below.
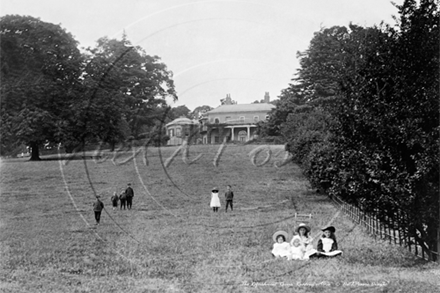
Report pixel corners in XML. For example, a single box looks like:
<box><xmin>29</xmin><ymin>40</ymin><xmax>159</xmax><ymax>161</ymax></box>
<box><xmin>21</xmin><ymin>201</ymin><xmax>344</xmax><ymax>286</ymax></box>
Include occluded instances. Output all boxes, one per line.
<box><xmin>0</xmin><ymin>144</ymin><xmax>438</xmax><ymax>293</ymax></box>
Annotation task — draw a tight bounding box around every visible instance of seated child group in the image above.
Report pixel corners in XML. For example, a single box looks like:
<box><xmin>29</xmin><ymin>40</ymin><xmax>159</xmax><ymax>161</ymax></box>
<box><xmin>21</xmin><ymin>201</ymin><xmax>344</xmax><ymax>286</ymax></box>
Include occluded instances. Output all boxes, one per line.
<box><xmin>271</xmin><ymin>223</ymin><xmax>343</xmax><ymax>260</ymax></box>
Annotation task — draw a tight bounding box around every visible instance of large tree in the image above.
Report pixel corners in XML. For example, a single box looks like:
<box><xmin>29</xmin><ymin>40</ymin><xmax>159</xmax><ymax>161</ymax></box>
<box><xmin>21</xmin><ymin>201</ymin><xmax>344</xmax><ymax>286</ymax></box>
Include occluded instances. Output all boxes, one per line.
<box><xmin>80</xmin><ymin>36</ymin><xmax>177</xmax><ymax>144</ymax></box>
<box><xmin>262</xmin><ymin>24</ymin><xmax>384</xmax><ymax>139</ymax></box>
<box><xmin>168</xmin><ymin>105</ymin><xmax>191</xmax><ymax>120</ymax></box>
<box><xmin>331</xmin><ymin>0</ymin><xmax>439</xmax><ymax>259</ymax></box>
<box><xmin>190</xmin><ymin>105</ymin><xmax>213</xmax><ymax>120</ymax></box>
<box><xmin>0</xmin><ymin>15</ymin><xmax>83</xmax><ymax>159</ymax></box>
<box><xmin>294</xmin><ymin>0</ymin><xmax>439</xmax><ymax>259</ymax></box>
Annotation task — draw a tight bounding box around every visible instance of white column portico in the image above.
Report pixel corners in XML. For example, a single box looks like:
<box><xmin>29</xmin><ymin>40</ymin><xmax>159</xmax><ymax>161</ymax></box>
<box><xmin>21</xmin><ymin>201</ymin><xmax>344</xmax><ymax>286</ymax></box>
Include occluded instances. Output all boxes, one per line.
<box><xmin>225</xmin><ymin>125</ymin><xmax>255</xmax><ymax>141</ymax></box>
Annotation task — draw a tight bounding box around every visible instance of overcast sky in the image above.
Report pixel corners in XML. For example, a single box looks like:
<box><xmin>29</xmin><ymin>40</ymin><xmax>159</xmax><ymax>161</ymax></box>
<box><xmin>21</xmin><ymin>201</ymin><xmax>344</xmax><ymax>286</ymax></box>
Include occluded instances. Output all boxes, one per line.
<box><xmin>2</xmin><ymin>0</ymin><xmax>403</xmax><ymax>110</ymax></box>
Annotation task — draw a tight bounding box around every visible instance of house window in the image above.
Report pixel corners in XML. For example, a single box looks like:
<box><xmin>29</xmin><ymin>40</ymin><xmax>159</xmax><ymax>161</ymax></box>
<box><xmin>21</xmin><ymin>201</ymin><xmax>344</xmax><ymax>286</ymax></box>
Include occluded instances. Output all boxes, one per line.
<box><xmin>265</xmin><ymin>115</ymin><xmax>270</xmax><ymax>121</ymax></box>
<box><xmin>253</xmin><ymin>116</ymin><xmax>259</xmax><ymax>122</ymax></box>
<box><xmin>239</xmin><ymin>116</ymin><xmax>245</xmax><ymax>122</ymax></box>
<box><xmin>168</xmin><ymin>129</ymin><xmax>174</xmax><ymax>137</ymax></box>
<box><xmin>214</xmin><ymin>117</ymin><xmax>220</xmax><ymax>124</ymax></box>
<box><xmin>176</xmin><ymin>127</ymin><xmax>182</xmax><ymax>137</ymax></box>
<box><xmin>209</xmin><ymin>117</ymin><xmax>213</xmax><ymax>123</ymax></box>
<box><xmin>225</xmin><ymin>116</ymin><xmax>231</xmax><ymax>122</ymax></box>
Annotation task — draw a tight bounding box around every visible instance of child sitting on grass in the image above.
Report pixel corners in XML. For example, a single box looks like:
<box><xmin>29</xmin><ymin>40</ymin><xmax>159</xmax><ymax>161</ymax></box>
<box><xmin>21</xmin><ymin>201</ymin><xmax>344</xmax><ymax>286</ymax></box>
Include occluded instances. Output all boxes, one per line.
<box><xmin>271</xmin><ymin>231</ymin><xmax>292</xmax><ymax>260</ymax></box>
<box><xmin>290</xmin><ymin>236</ymin><xmax>307</xmax><ymax>260</ymax></box>
<box><xmin>291</xmin><ymin>223</ymin><xmax>318</xmax><ymax>259</ymax></box>
<box><xmin>316</xmin><ymin>226</ymin><xmax>343</xmax><ymax>257</ymax></box>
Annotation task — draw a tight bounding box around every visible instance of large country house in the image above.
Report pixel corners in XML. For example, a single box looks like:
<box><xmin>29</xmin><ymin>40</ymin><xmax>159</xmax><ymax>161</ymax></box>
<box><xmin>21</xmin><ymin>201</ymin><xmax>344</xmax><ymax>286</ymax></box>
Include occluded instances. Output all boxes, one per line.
<box><xmin>200</xmin><ymin>93</ymin><xmax>275</xmax><ymax>144</ymax></box>
<box><xmin>166</xmin><ymin>93</ymin><xmax>275</xmax><ymax>145</ymax></box>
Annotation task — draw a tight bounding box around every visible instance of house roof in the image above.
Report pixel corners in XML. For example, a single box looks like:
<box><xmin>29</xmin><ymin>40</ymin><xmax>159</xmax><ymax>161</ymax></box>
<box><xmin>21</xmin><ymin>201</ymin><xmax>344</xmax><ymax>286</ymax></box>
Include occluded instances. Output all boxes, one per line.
<box><xmin>166</xmin><ymin>116</ymin><xmax>198</xmax><ymax>127</ymax></box>
<box><xmin>207</xmin><ymin>103</ymin><xmax>275</xmax><ymax>114</ymax></box>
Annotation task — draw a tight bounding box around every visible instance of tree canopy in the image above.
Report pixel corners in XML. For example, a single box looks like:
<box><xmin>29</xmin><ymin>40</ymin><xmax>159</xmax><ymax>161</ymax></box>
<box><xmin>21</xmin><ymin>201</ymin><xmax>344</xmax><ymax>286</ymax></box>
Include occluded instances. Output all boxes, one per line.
<box><xmin>1</xmin><ymin>16</ymin><xmax>177</xmax><ymax>157</ymax></box>
<box><xmin>0</xmin><ymin>15</ymin><xmax>83</xmax><ymax>159</ymax></box>
<box><xmin>260</xmin><ymin>0</ymin><xmax>439</xmax><ymax>259</ymax></box>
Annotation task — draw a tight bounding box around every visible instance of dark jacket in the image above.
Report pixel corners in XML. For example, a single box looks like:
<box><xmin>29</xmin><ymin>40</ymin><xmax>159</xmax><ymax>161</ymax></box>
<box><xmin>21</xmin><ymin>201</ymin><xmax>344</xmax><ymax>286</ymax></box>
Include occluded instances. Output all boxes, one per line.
<box><xmin>93</xmin><ymin>199</ymin><xmax>104</xmax><ymax>212</ymax></box>
<box><xmin>125</xmin><ymin>187</ymin><xmax>134</xmax><ymax>199</ymax></box>
<box><xmin>225</xmin><ymin>190</ymin><xmax>234</xmax><ymax>200</ymax></box>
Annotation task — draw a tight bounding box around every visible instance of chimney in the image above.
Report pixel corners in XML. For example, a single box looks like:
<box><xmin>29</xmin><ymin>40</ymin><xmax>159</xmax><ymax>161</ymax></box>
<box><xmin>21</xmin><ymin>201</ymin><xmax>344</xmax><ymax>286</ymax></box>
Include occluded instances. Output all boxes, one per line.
<box><xmin>264</xmin><ymin>92</ymin><xmax>270</xmax><ymax>103</ymax></box>
<box><xmin>225</xmin><ymin>94</ymin><xmax>232</xmax><ymax>105</ymax></box>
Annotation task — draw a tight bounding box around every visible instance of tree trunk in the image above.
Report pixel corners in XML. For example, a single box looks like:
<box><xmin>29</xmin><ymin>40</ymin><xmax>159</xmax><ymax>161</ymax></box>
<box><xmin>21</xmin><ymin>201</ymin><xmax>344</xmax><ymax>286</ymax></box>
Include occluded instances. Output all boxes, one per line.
<box><xmin>29</xmin><ymin>142</ymin><xmax>41</xmax><ymax>161</ymax></box>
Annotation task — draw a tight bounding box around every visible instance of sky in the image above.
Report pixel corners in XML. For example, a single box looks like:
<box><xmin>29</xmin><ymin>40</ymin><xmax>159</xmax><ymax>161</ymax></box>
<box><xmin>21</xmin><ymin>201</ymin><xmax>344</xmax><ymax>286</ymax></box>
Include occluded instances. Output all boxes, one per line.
<box><xmin>1</xmin><ymin>0</ymin><xmax>403</xmax><ymax>110</ymax></box>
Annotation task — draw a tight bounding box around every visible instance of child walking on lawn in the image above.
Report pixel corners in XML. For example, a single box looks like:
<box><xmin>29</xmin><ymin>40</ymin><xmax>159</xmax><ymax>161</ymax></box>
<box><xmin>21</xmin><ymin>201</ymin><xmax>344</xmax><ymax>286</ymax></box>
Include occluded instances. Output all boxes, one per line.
<box><xmin>93</xmin><ymin>196</ymin><xmax>104</xmax><ymax>225</ymax></box>
<box><xmin>119</xmin><ymin>189</ymin><xmax>127</xmax><ymax>210</ymax></box>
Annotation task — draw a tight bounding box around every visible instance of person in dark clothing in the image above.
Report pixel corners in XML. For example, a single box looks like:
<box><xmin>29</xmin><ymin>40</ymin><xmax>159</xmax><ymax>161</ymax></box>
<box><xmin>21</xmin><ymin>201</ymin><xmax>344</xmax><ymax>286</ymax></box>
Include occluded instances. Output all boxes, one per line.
<box><xmin>315</xmin><ymin>226</ymin><xmax>343</xmax><ymax>257</ymax></box>
<box><xmin>93</xmin><ymin>196</ymin><xmax>104</xmax><ymax>225</ymax></box>
<box><xmin>125</xmin><ymin>183</ymin><xmax>134</xmax><ymax>210</ymax></box>
<box><xmin>111</xmin><ymin>191</ymin><xmax>118</xmax><ymax>210</ymax></box>
<box><xmin>224</xmin><ymin>185</ymin><xmax>234</xmax><ymax>212</ymax></box>
<box><xmin>119</xmin><ymin>190</ymin><xmax>127</xmax><ymax>210</ymax></box>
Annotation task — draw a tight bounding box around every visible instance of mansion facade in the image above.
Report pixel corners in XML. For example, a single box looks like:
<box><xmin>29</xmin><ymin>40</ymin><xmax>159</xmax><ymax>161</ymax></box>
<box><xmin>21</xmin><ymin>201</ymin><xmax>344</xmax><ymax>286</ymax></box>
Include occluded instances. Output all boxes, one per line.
<box><xmin>166</xmin><ymin>93</ymin><xmax>275</xmax><ymax>145</ymax></box>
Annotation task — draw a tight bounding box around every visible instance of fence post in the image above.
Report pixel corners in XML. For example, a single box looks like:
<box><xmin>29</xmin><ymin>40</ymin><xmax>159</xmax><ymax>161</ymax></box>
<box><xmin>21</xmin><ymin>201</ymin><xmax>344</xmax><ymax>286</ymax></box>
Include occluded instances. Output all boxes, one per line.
<box><xmin>407</xmin><ymin>212</ymin><xmax>411</xmax><ymax>253</ymax></box>
<box><xmin>392</xmin><ymin>217</ymin><xmax>396</xmax><ymax>244</ymax></box>
<box><xmin>379</xmin><ymin>217</ymin><xmax>382</xmax><ymax>239</ymax></box>
<box><xmin>398</xmin><ymin>210</ymin><xmax>403</xmax><ymax>246</ymax></box>
<box><xmin>373</xmin><ymin>213</ymin><xmax>377</xmax><ymax>239</ymax></box>
<box><xmin>387</xmin><ymin>215</ymin><xmax>391</xmax><ymax>244</ymax></box>
<box><xmin>369</xmin><ymin>213</ymin><xmax>372</xmax><ymax>234</ymax></box>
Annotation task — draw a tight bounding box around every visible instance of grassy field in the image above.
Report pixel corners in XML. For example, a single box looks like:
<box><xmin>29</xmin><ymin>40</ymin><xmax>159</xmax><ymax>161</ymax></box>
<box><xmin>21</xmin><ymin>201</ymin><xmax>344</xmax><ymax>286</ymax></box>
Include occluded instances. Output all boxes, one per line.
<box><xmin>0</xmin><ymin>144</ymin><xmax>439</xmax><ymax>293</ymax></box>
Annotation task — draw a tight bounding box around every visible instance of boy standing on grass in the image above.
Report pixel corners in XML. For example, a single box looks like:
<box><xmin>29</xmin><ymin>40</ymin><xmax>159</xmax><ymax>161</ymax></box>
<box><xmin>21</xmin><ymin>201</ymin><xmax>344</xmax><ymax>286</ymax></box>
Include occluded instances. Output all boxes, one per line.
<box><xmin>119</xmin><ymin>189</ymin><xmax>127</xmax><ymax>210</ymax></box>
<box><xmin>225</xmin><ymin>185</ymin><xmax>234</xmax><ymax>212</ymax></box>
<box><xmin>125</xmin><ymin>183</ymin><xmax>134</xmax><ymax>210</ymax></box>
<box><xmin>93</xmin><ymin>196</ymin><xmax>104</xmax><ymax>225</ymax></box>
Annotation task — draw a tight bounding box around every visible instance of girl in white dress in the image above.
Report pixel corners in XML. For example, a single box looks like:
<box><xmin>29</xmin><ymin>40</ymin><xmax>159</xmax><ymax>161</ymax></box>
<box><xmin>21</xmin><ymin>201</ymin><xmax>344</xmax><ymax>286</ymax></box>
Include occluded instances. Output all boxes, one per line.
<box><xmin>210</xmin><ymin>187</ymin><xmax>221</xmax><ymax>212</ymax></box>
<box><xmin>271</xmin><ymin>231</ymin><xmax>291</xmax><ymax>259</ymax></box>
<box><xmin>290</xmin><ymin>236</ymin><xmax>307</xmax><ymax>260</ymax></box>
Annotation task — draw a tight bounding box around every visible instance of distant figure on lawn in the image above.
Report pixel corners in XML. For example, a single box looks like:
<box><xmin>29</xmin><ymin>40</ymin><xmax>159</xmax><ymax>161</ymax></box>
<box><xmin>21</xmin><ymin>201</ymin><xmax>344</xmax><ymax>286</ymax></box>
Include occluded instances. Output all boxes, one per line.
<box><xmin>111</xmin><ymin>191</ymin><xmax>119</xmax><ymax>210</ymax></box>
<box><xmin>125</xmin><ymin>183</ymin><xmax>134</xmax><ymax>210</ymax></box>
<box><xmin>210</xmin><ymin>187</ymin><xmax>221</xmax><ymax>212</ymax></box>
<box><xmin>291</xmin><ymin>223</ymin><xmax>317</xmax><ymax>259</ymax></box>
<box><xmin>224</xmin><ymin>185</ymin><xmax>234</xmax><ymax>212</ymax></box>
<box><xmin>315</xmin><ymin>226</ymin><xmax>343</xmax><ymax>257</ymax></box>
<box><xmin>271</xmin><ymin>231</ymin><xmax>291</xmax><ymax>259</ymax></box>
<box><xmin>119</xmin><ymin>189</ymin><xmax>127</xmax><ymax>210</ymax></box>
<box><xmin>93</xmin><ymin>196</ymin><xmax>104</xmax><ymax>225</ymax></box>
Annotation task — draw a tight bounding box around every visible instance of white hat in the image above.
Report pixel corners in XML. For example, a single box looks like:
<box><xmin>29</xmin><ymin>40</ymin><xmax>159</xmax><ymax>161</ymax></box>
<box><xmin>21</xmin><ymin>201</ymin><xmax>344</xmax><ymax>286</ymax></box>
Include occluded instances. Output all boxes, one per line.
<box><xmin>296</xmin><ymin>223</ymin><xmax>311</xmax><ymax>233</ymax></box>
<box><xmin>272</xmin><ymin>230</ymin><xmax>288</xmax><ymax>242</ymax></box>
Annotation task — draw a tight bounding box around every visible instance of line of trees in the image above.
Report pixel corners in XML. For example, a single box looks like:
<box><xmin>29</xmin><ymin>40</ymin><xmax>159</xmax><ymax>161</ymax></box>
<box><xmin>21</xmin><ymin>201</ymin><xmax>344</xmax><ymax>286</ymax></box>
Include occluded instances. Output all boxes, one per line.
<box><xmin>1</xmin><ymin>15</ymin><xmax>177</xmax><ymax>159</ymax></box>
<box><xmin>259</xmin><ymin>0</ymin><xmax>439</xmax><ymax>260</ymax></box>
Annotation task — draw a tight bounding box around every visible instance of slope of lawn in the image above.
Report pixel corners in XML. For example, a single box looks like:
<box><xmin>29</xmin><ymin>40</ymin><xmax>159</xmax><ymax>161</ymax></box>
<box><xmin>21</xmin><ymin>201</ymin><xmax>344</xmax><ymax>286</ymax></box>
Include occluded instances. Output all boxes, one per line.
<box><xmin>0</xmin><ymin>144</ymin><xmax>438</xmax><ymax>293</ymax></box>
